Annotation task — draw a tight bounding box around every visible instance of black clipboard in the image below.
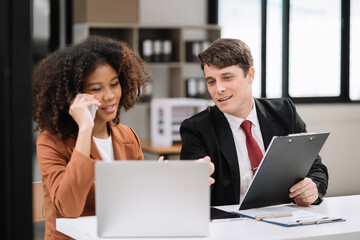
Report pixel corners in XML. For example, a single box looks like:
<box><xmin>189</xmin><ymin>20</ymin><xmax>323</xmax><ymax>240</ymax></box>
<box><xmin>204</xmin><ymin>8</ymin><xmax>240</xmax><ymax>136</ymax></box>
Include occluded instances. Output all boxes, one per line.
<box><xmin>239</xmin><ymin>132</ymin><xmax>329</xmax><ymax>210</ymax></box>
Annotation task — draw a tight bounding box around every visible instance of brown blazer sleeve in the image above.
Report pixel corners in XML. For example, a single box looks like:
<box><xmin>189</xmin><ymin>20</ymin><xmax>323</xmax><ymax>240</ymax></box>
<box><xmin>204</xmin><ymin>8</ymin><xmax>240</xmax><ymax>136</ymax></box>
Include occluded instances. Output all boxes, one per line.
<box><xmin>37</xmin><ymin>131</ymin><xmax>96</xmax><ymax>217</ymax></box>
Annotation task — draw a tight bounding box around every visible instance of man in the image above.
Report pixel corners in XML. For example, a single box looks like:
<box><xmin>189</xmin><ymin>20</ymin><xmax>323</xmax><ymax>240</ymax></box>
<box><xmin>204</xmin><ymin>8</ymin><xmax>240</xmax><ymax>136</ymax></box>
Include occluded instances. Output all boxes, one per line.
<box><xmin>180</xmin><ymin>38</ymin><xmax>328</xmax><ymax>206</ymax></box>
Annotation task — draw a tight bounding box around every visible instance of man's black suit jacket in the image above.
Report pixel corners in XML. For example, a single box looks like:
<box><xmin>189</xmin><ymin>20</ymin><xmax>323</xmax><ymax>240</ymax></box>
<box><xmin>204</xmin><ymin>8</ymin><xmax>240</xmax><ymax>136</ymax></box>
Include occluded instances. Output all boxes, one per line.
<box><xmin>180</xmin><ymin>98</ymin><xmax>328</xmax><ymax>206</ymax></box>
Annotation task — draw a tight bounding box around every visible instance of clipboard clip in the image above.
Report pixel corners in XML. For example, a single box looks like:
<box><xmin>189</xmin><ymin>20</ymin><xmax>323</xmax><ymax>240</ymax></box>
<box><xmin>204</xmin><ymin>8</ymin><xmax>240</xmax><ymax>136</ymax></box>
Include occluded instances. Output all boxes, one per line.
<box><xmin>296</xmin><ymin>217</ymin><xmax>343</xmax><ymax>225</ymax></box>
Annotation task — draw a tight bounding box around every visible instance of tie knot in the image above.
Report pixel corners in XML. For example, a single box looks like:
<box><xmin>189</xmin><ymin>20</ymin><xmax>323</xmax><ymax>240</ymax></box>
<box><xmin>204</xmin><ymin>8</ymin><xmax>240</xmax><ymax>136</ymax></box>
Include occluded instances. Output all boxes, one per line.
<box><xmin>241</xmin><ymin>120</ymin><xmax>252</xmax><ymax>135</ymax></box>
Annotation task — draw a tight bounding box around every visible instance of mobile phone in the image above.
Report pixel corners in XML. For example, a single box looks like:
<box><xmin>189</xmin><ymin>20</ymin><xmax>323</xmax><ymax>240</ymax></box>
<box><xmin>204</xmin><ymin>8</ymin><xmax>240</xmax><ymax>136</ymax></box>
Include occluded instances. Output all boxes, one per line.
<box><xmin>88</xmin><ymin>105</ymin><xmax>98</xmax><ymax>120</ymax></box>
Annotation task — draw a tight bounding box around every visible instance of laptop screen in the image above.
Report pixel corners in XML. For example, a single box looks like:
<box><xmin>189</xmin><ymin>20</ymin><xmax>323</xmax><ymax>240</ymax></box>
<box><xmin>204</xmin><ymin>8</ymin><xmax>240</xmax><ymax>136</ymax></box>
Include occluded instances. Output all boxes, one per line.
<box><xmin>95</xmin><ymin>161</ymin><xmax>210</xmax><ymax>237</ymax></box>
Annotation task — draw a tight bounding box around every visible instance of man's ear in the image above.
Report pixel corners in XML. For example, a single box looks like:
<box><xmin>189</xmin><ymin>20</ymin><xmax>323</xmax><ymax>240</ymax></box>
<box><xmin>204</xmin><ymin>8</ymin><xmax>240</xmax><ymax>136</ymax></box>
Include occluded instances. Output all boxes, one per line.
<box><xmin>247</xmin><ymin>67</ymin><xmax>255</xmax><ymax>83</ymax></box>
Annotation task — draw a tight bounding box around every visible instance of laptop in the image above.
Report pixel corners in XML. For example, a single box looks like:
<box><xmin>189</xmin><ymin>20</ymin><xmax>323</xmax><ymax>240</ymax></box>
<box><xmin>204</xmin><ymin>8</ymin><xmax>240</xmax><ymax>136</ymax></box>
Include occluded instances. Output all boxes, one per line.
<box><xmin>95</xmin><ymin>161</ymin><xmax>210</xmax><ymax>237</ymax></box>
<box><xmin>239</xmin><ymin>132</ymin><xmax>329</xmax><ymax>210</ymax></box>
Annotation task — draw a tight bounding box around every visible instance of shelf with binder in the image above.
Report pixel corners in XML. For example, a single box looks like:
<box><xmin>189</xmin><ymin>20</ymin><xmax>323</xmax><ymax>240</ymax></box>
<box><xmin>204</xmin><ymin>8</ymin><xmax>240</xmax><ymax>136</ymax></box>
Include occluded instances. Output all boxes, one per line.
<box><xmin>182</xmin><ymin>61</ymin><xmax>210</xmax><ymax>100</ymax></box>
<box><xmin>185</xmin><ymin>77</ymin><xmax>209</xmax><ymax>99</ymax></box>
<box><xmin>138</xmin><ymin>28</ymin><xmax>180</xmax><ymax>63</ymax></box>
<box><xmin>185</xmin><ymin>40</ymin><xmax>210</xmax><ymax>63</ymax></box>
<box><xmin>180</xmin><ymin>26</ymin><xmax>220</xmax><ymax>100</ymax></box>
<box><xmin>73</xmin><ymin>23</ymin><xmax>220</xmax><ymax>64</ymax></box>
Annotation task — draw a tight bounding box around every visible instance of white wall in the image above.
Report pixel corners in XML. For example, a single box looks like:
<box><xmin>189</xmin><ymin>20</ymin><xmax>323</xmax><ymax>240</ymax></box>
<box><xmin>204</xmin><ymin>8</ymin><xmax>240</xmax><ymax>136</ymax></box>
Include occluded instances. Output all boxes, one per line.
<box><xmin>139</xmin><ymin>0</ymin><xmax>207</xmax><ymax>25</ymax></box>
<box><xmin>296</xmin><ymin>103</ymin><xmax>360</xmax><ymax>197</ymax></box>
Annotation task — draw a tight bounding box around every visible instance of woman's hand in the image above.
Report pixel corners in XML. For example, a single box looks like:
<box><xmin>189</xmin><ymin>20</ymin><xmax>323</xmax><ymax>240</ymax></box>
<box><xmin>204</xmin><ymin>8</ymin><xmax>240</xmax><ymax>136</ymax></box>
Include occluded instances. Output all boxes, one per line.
<box><xmin>69</xmin><ymin>93</ymin><xmax>100</xmax><ymax>157</ymax></box>
<box><xmin>69</xmin><ymin>93</ymin><xmax>100</xmax><ymax>131</ymax></box>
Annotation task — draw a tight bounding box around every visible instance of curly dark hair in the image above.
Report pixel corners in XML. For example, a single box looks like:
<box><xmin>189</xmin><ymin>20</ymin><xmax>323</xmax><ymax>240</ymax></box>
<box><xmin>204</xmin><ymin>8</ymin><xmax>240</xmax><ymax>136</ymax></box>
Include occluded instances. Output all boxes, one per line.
<box><xmin>32</xmin><ymin>35</ymin><xmax>150</xmax><ymax>139</ymax></box>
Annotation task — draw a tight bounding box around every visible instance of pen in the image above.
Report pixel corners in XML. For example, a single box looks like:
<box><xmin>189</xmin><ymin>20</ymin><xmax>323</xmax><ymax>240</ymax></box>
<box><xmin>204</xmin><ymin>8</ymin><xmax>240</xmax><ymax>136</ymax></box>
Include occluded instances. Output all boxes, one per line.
<box><xmin>212</xmin><ymin>218</ymin><xmax>245</xmax><ymax>222</ymax></box>
<box><xmin>255</xmin><ymin>213</ymin><xmax>293</xmax><ymax>221</ymax></box>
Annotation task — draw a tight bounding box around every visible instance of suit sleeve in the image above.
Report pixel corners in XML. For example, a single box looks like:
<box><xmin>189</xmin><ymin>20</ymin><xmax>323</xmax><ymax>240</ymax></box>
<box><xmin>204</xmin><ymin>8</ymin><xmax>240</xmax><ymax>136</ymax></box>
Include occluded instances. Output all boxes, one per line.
<box><xmin>180</xmin><ymin>118</ymin><xmax>209</xmax><ymax>160</ymax></box>
<box><xmin>287</xmin><ymin>98</ymin><xmax>329</xmax><ymax>203</ymax></box>
<box><xmin>37</xmin><ymin>132</ymin><xmax>95</xmax><ymax>217</ymax></box>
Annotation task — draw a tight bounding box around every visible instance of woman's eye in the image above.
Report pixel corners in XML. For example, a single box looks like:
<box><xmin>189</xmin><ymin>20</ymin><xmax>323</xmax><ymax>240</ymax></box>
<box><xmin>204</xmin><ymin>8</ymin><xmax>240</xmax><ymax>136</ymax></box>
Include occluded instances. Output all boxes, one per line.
<box><xmin>111</xmin><ymin>81</ymin><xmax>119</xmax><ymax>87</ymax></box>
<box><xmin>90</xmin><ymin>88</ymin><xmax>101</xmax><ymax>92</ymax></box>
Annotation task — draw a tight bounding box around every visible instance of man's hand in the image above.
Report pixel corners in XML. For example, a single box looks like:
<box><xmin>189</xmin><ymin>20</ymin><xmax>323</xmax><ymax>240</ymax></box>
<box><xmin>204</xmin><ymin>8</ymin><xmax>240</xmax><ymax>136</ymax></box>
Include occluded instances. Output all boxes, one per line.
<box><xmin>195</xmin><ymin>156</ymin><xmax>215</xmax><ymax>185</ymax></box>
<box><xmin>289</xmin><ymin>177</ymin><xmax>318</xmax><ymax>206</ymax></box>
<box><xmin>159</xmin><ymin>156</ymin><xmax>215</xmax><ymax>185</ymax></box>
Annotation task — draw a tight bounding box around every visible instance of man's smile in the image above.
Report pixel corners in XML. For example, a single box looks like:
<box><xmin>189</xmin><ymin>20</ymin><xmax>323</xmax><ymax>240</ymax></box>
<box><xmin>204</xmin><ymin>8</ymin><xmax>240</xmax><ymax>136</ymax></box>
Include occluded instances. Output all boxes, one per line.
<box><xmin>218</xmin><ymin>95</ymin><xmax>233</xmax><ymax>102</ymax></box>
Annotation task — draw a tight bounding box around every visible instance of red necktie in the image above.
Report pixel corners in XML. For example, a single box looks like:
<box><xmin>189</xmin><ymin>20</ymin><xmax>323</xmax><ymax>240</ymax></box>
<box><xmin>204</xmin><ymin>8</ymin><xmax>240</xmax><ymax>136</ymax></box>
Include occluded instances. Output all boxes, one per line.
<box><xmin>241</xmin><ymin>120</ymin><xmax>263</xmax><ymax>174</ymax></box>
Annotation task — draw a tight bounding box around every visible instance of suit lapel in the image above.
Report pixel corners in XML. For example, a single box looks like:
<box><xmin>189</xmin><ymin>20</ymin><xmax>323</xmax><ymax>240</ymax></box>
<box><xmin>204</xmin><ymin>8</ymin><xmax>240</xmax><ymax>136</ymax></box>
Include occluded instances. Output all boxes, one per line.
<box><xmin>211</xmin><ymin>106</ymin><xmax>240</xmax><ymax>202</ymax></box>
<box><xmin>109</xmin><ymin>123</ymin><xmax>122</xmax><ymax>160</ymax></box>
<box><xmin>90</xmin><ymin>137</ymin><xmax>103</xmax><ymax>160</ymax></box>
<box><xmin>255</xmin><ymin>99</ymin><xmax>286</xmax><ymax>150</ymax></box>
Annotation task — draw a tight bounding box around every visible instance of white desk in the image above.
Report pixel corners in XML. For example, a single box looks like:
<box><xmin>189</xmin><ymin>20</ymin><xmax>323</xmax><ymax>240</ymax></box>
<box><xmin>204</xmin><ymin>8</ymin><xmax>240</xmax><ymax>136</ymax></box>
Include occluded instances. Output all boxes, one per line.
<box><xmin>57</xmin><ymin>195</ymin><xmax>360</xmax><ymax>240</ymax></box>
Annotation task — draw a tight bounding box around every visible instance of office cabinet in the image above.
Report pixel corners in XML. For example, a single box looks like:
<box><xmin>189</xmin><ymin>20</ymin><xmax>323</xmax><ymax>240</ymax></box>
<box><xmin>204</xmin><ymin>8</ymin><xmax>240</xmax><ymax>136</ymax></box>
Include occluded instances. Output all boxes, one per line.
<box><xmin>151</xmin><ymin>98</ymin><xmax>211</xmax><ymax>147</ymax></box>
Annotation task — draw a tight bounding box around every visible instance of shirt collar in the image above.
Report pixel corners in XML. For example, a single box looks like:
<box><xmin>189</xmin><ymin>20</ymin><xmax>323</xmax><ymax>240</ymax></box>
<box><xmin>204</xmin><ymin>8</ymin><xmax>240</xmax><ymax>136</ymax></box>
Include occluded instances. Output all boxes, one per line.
<box><xmin>224</xmin><ymin>98</ymin><xmax>258</xmax><ymax>130</ymax></box>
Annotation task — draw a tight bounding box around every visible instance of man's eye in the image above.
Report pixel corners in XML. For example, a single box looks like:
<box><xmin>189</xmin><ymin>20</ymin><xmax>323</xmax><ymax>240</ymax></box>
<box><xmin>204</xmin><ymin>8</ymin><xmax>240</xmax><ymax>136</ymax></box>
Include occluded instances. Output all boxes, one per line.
<box><xmin>224</xmin><ymin>76</ymin><xmax>232</xmax><ymax>80</ymax></box>
<box><xmin>207</xmin><ymin>80</ymin><xmax>215</xmax><ymax>85</ymax></box>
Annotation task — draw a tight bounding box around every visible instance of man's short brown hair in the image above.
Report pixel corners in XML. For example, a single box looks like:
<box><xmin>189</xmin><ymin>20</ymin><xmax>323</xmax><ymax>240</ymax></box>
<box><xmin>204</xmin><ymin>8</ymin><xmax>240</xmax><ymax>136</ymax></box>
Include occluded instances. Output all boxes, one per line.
<box><xmin>198</xmin><ymin>38</ymin><xmax>253</xmax><ymax>76</ymax></box>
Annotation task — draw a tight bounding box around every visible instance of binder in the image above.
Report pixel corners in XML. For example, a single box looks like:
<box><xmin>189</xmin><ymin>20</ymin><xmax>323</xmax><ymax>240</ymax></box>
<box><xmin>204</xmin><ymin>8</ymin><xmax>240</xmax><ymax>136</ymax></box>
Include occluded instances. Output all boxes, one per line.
<box><xmin>232</xmin><ymin>205</ymin><xmax>345</xmax><ymax>227</ymax></box>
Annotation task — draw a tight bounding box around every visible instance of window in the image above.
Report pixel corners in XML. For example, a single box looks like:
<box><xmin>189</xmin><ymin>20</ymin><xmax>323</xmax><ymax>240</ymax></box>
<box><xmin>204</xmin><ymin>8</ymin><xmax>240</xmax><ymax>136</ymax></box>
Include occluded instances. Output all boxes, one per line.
<box><xmin>289</xmin><ymin>0</ymin><xmax>341</xmax><ymax>97</ymax></box>
<box><xmin>218</xmin><ymin>0</ymin><xmax>262</xmax><ymax>97</ymax></box>
<box><xmin>266</xmin><ymin>0</ymin><xmax>283</xmax><ymax>98</ymax></box>
<box><xmin>218</xmin><ymin>0</ymin><xmax>358</xmax><ymax>103</ymax></box>
<box><xmin>350</xmin><ymin>0</ymin><xmax>360</xmax><ymax>100</ymax></box>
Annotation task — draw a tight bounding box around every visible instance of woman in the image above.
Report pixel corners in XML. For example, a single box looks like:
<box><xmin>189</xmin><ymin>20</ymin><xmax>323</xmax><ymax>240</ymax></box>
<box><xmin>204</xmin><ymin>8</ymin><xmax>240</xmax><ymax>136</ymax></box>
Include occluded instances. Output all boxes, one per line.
<box><xmin>33</xmin><ymin>35</ymin><xmax>149</xmax><ymax>239</ymax></box>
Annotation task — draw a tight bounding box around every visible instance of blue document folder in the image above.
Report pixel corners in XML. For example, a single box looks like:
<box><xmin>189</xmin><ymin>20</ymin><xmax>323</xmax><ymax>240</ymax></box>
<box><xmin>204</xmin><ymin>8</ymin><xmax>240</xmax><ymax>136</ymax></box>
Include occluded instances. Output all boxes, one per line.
<box><xmin>233</xmin><ymin>205</ymin><xmax>345</xmax><ymax>227</ymax></box>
